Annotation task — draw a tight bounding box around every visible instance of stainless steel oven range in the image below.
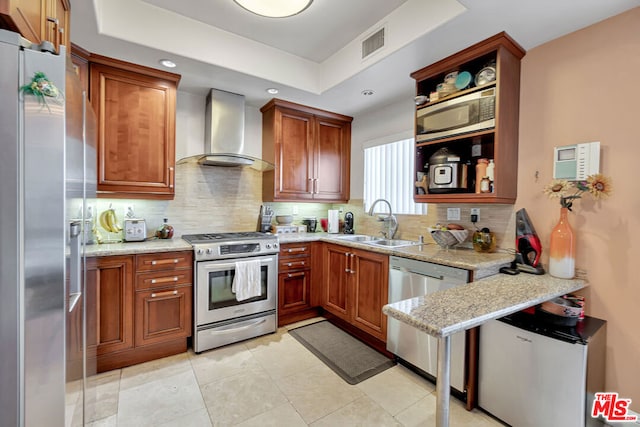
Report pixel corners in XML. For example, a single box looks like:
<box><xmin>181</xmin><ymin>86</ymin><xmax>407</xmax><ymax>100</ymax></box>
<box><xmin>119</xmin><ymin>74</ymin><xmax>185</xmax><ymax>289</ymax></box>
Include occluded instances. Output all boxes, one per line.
<box><xmin>182</xmin><ymin>232</ymin><xmax>279</xmax><ymax>353</ymax></box>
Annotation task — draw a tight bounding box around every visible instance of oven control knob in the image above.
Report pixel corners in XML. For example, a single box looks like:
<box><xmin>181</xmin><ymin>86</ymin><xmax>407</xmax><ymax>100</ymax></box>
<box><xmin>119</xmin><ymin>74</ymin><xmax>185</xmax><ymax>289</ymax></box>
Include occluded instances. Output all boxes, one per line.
<box><xmin>197</xmin><ymin>248</ymin><xmax>204</xmax><ymax>255</ymax></box>
<box><xmin>206</xmin><ymin>248</ymin><xmax>213</xmax><ymax>254</ymax></box>
<box><xmin>265</xmin><ymin>243</ymin><xmax>272</xmax><ymax>249</ymax></box>
<box><xmin>273</xmin><ymin>243</ymin><xmax>279</xmax><ymax>249</ymax></box>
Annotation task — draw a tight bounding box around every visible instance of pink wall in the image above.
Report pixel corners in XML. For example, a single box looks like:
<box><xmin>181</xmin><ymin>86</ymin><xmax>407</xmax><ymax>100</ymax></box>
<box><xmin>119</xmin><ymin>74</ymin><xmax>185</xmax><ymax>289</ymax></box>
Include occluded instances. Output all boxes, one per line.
<box><xmin>518</xmin><ymin>7</ymin><xmax>640</xmax><ymax>408</ymax></box>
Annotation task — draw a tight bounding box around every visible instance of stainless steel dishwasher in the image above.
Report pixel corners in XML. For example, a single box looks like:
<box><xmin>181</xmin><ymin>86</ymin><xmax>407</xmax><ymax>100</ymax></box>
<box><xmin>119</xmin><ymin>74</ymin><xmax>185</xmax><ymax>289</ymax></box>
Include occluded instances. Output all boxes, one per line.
<box><xmin>387</xmin><ymin>255</ymin><xmax>469</xmax><ymax>392</ymax></box>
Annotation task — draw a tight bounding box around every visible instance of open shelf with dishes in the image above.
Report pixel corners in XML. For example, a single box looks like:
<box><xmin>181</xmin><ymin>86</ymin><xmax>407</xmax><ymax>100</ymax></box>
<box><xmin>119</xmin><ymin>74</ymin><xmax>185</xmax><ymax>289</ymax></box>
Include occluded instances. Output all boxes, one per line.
<box><xmin>411</xmin><ymin>32</ymin><xmax>526</xmax><ymax>204</ymax></box>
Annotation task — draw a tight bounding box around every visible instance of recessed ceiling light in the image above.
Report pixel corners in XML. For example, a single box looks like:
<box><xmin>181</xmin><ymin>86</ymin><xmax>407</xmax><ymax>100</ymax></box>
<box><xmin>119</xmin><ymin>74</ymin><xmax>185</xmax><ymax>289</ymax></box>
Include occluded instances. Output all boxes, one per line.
<box><xmin>233</xmin><ymin>0</ymin><xmax>313</xmax><ymax>18</ymax></box>
<box><xmin>361</xmin><ymin>89</ymin><xmax>374</xmax><ymax>96</ymax></box>
<box><xmin>159</xmin><ymin>59</ymin><xmax>177</xmax><ymax>68</ymax></box>
<box><xmin>266</xmin><ymin>88</ymin><xmax>279</xmax><ymax>94</ymax></box>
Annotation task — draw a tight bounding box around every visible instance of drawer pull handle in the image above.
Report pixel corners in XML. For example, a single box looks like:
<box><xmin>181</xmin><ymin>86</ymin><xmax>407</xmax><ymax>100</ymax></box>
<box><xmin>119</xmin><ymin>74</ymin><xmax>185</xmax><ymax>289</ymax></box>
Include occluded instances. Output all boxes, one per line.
<box><xmin>151</xmin><ymin>276</ymin><xmax>179</xmax><ymax>284</ymax></box>
<box><xmin>151</xmin><ymin>290</ymin><xmax>178</xmax><ymax>298</ymax></box>
<box><xmin>287</xmin><ymin>272</ymin><xmax>305</xmax><ymax>278</ymax></box>
<box><xmin>286</xmin><ymin>247</ymin><xmax>306</xmax><ymax>253</ymax></box>
<box><xmin>151</xmin><ymin>259</ymin><xmax>179</xmax><ymax>265</ymax></box>
<box><xmin>286</xmin><ymin>261</ymin><xmax>306</xmax><ymax>267</ymax></box>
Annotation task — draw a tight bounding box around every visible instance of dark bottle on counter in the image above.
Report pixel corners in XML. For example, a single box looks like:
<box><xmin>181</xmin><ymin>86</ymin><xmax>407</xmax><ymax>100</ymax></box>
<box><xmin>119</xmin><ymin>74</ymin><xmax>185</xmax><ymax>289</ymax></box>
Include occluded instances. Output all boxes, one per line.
<box><xmin>156</xmin><ymin>218</ymin><xmax>174</xmax><ymax>239</ymax></box>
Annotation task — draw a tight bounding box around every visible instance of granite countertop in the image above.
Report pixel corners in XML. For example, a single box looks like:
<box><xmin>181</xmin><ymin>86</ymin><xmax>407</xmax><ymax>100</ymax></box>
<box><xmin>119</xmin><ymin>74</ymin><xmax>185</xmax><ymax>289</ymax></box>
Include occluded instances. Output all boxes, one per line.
<box><xmin>84</xmin><ymin>238</ymin><xmax>192</xmax><ymax>257</ymax></box>
<box><xmin>382</xmin><ymin>273</ymin><xmax>587</xmax><ymax>338</ymax></box>
<box><xmin>279</xmin><ymin>232</ymin><xmax>513</xmax><ymax>276</ymax></box>
<box><xmin>84</xmin><ymin>231</ymin><xmax>513</xmax><ymax>274</ymax></box>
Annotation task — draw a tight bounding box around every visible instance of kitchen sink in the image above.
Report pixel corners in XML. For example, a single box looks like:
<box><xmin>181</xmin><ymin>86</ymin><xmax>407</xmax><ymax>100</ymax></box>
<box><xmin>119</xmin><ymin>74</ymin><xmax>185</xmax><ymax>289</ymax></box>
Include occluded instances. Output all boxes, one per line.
<box><xmin>364</xmin><ymin>239</ymin><xmax>420</xmax><ymax>248</ymax></box>
<box><xmin>333</xmin><ymin>234</ymin><xmax>383</xmax><ymax>242</ymax></box>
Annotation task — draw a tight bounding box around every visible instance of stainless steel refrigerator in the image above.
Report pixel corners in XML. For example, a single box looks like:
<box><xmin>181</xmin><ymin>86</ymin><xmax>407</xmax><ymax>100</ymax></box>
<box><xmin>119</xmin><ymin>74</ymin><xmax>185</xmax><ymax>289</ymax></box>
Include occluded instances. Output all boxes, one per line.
<box><xmin>0</xmin><ymin>29</ymin><xmax>97</xmax><ymax>426</ymax></box>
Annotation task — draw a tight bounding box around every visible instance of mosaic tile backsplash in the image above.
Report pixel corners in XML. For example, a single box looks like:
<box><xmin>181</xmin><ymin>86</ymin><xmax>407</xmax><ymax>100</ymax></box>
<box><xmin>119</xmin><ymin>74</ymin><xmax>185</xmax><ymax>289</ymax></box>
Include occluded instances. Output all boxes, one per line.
<box><xmin>90</xmin><ymin>161</ymin><xmax>517</xmax><ymax>250</ymax></box>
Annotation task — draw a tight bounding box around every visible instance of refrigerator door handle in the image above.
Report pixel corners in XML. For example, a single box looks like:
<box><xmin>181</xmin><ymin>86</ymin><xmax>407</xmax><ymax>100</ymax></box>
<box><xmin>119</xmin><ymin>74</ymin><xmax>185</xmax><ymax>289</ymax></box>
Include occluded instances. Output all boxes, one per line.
<box><xmin>69</xmin><ymin>221</ymin><xmax>82</xmax><ymax>313</ymax></box>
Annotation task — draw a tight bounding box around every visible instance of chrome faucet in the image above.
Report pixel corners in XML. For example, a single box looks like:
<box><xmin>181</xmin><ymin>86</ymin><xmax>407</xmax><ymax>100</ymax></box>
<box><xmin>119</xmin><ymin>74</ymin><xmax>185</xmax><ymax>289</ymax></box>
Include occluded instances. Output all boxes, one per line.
<box><xmin>367</xmin><ymin>198</ymin><xmax>398</xmax><ymax>239</ymax></box>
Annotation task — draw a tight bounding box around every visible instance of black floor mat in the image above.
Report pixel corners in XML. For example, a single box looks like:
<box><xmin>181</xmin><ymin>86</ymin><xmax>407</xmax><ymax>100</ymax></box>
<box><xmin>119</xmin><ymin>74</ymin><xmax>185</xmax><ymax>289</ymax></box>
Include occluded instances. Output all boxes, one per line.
<box><xmin>289</xmin><ymin>321</ymin><xmax>395</xmax><ymax>385</ymax></box>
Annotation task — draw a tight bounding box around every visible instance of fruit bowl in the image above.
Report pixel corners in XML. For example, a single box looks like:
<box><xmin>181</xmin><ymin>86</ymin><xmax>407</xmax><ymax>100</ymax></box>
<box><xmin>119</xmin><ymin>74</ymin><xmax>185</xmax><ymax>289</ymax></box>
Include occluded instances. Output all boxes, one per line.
<box><xmin>428</xmin><ymin>228</ymin><xmax>469</xmax><ymax>248</ymax></box>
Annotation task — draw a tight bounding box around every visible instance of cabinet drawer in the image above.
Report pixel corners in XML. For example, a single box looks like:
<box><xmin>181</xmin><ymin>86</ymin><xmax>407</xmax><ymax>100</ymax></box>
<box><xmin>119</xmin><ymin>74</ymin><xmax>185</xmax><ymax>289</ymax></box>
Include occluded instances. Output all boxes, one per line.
<box><xmin>136</xmin><ymin>251</ymin><xmax>192</xmax><ymax>272</ymax></box>
<box><xmin>279</xmin><ymin>257</ymin><xmax>310</xmax><ymax>272</ymax></box>
<box><xmin>279</xmin><ymin>243</ymin><xmax>311</xmax><ymax>257</ymax></box>
<box><xmin>136</xmin><ymin>270</ymin><xmax>192</xmax><ymax>290</ymax></box>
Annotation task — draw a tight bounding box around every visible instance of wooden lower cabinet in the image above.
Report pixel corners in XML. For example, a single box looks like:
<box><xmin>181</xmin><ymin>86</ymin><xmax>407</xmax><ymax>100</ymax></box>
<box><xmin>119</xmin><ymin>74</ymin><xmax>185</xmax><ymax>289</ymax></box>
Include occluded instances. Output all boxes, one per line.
<box><xmin>134</xmin><ymin>285</ymin><xmax>192</xmax><ymax>347</ymax></box>
<box><xmin>94</xmin><ymin>255</ymin><xmax>134</xmax><ymax>356</ymax></box>
<box><xmin>277</xmin><ymin>242</ymin><xmax>321</xmax><ymax>326</ymax></box>
<box><xmin>322</xmin><ymin>243</ymin><xmax>389</xmax><ymax>342</ymax></box>
<box><xmin>93</xmin><ymin>251</ymin><xmax>193</xmax><ymax>372</ymax></box>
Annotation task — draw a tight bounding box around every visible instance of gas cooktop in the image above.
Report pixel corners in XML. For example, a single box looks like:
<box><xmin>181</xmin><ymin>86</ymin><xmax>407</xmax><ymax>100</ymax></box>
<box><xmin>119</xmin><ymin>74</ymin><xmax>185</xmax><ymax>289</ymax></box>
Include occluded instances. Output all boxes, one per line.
<box><xmin>182</xmin><ymin>232</ymin><xmax>275</xmax><ymax>244</ymax></box>
<box><xmin>182</xmin><ymin>232</ymin><xmax>279</xmax><ymax>261</ymax></box>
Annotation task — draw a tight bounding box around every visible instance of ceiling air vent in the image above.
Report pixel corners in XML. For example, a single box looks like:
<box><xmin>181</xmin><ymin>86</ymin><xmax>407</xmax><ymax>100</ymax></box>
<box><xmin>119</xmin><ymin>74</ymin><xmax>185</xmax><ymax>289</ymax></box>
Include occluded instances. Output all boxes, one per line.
<box><xmin>362</xmin><ymin>27</ymin><xmax>385</xmax><ymax>59</ymax></box>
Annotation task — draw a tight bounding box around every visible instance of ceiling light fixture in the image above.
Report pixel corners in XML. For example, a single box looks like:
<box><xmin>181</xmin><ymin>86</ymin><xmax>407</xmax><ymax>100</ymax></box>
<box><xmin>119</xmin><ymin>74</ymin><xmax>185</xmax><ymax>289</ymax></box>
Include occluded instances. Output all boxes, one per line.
<box><xmin>266</xmin><ymin>88</ymin><xmax>279</xmax><ymax>94</ymax></box>
<box><xmin>159</xmin><ymin>59</ymin><xmax>177</xmax><ymax>68</ymax></box>
<box><xmin>361</xmin><ymin>89</ymin><xmax>374</xmax><ymax>96</ymax></box>
<box><xmin>233</xmin><ymin>0</ymin><xmax>313</xmax><ymax>18</ymax></box>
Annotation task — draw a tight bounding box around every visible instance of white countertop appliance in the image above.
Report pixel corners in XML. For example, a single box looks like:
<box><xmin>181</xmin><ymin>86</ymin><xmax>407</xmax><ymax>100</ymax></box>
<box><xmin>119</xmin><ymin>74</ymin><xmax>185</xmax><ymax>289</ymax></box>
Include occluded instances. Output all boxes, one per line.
<box><xmin>479</xmin><ymin>312</ymin><xmax>606</xmax><ymax>427</ymax></box>
<box><xmin>123</xmin><ymin>218</ymin><xmax>146</xmax><ymax>242</ymax></box>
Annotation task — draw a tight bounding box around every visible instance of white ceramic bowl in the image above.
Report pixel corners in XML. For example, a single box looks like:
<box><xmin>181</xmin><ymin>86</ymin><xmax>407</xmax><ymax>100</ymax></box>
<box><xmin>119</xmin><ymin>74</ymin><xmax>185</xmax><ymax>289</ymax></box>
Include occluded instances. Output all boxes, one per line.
<box><xmin>275</xmin><ymin>215</ymin><xmax>293</xmax><ymax>225</ymax></box>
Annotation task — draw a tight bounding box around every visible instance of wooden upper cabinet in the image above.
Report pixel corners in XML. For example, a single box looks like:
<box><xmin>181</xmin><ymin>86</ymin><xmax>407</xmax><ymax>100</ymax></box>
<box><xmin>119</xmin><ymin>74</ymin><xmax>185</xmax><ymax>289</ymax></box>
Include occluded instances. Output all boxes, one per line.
<box><xmin>46</xmin><ymin>0</ymin><xmax>68</xmax><ymax>53</ymax></box>
<box><xmin>0</xmin><ymin>0</ymin><xmax>69</xmax><ymax>54</ymax></box>
<box><xmin>261</xmin><ymin>99</ymin><xmax>352</xmax><ymax>203</ymax></box>
<box><xmin>89</xmin><ymin>55</ymin><xmax>181</xmax><ymax>200</ymax></box>
<box><xmin>412</xmin><ymin>32</ymin><xmax>525</xmax><ymax>204</ymax></box>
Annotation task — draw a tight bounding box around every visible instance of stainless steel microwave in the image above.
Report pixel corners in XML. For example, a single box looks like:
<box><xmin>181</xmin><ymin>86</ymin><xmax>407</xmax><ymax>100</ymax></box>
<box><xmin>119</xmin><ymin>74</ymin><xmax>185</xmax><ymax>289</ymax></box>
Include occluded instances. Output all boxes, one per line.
<box><xmin>416</xmin><ymin>88</ymin><xmax>496</xmax><ymax>142</ymax></box>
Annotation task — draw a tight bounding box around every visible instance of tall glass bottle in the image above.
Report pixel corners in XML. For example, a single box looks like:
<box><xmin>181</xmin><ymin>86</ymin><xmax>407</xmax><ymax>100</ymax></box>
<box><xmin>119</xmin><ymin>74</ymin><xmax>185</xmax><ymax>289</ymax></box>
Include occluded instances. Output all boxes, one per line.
<box><xmin>548</xmin><ymin>207</ymin><xmax>575</xmax><ymax>279</ymax></box>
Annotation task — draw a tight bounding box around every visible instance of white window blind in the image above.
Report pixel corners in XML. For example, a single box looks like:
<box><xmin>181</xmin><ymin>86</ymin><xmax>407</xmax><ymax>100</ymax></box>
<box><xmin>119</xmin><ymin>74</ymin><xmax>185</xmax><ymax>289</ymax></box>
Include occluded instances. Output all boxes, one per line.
<box><xmin>364</xmin><ymin>138</ymin><xmax>427</xmax><ymax>215</ymax></box>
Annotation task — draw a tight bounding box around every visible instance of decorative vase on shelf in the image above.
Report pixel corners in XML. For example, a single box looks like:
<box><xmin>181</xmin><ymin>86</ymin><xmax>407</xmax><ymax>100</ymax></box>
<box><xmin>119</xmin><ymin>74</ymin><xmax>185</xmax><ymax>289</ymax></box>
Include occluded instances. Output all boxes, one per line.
<box><xmin>548</xmin><ymin>207</ymin><xmax>575</xmax><ymax>279</ymax></box>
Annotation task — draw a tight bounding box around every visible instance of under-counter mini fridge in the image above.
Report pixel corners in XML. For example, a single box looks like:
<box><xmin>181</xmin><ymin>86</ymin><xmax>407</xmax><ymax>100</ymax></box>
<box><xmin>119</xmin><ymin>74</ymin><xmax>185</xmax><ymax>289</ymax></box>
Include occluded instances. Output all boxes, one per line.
<box><xmin>479</xmin><ymin>312</ymin><xmax>606</xmax><ymax>427</ymax></box>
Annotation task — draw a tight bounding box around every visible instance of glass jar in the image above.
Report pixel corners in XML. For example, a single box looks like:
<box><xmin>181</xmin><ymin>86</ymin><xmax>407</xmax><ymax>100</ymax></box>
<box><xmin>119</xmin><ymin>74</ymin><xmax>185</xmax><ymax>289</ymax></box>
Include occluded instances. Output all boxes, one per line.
<box><xmin>475</xmin><ymin>158</ymin><xmax>489</xmax><ymax>193</ymax></box>
<box><xmin>472</xmin><ymin>228</ymin><xmax>496</xmax><ymax>253</ymax></box>
<box><xmin>156</xmin><ymin>218</ymin><xmax>174</xmax><ymax>239</ymax></box>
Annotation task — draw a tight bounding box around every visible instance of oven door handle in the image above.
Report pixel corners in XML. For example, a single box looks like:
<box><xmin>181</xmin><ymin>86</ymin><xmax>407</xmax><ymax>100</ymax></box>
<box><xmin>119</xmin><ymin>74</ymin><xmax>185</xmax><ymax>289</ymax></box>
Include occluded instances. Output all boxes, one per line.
<box><xmin>200</xmin><ymin>257</ymin><xmax>275</xmax><ymax>272</ymax></box>
<box><xmin>204</xmin><ymin>317</ymin><xmax>267</xmax><ymax>334</ymax></box>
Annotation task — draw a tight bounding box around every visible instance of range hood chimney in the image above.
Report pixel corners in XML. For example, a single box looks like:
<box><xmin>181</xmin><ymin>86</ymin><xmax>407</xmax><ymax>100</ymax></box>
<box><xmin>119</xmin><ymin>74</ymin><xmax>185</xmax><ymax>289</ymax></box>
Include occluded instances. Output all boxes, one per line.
<box><xmin>191</xmin><ymin>89</ymin><xmax>273</xmax><ymax>170</ymax></box>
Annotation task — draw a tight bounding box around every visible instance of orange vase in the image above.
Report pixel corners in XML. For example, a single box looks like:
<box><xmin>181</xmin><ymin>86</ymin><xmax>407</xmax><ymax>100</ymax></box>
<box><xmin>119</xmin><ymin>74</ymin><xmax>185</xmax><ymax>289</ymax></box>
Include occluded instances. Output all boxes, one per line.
<box><xmin>548</xmin><ymin>207</ymin><xmax>575</xmax><ymax>279</ymax></box>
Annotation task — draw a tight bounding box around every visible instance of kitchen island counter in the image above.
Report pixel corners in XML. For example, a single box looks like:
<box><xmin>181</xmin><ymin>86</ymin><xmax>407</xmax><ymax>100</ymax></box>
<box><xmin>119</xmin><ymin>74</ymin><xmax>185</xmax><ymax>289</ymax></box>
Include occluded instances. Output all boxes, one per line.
<box><xmin>382</xmin><ymin>272</ymin><xmax>586</xmax><ymax>338</ymax></box>
<box><xmin>382</xmin><ymin>272</ymin><xmax>586</xmax><ymax>427</ymax></box>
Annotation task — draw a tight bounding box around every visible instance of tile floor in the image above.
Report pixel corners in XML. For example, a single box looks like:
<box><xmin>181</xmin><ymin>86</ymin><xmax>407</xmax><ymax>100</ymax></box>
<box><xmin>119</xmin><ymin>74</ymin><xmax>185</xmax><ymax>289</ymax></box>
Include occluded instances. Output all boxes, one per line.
<box><xmin>72</xmin><ymin>318</ymin><xmax>505</xmax><ymax>426</ymax></box>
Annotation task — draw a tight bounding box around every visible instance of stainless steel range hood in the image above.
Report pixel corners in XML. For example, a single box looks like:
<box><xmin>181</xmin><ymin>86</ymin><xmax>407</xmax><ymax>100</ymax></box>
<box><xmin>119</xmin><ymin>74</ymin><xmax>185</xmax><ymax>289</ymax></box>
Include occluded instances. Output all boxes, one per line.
<box><xmin>179</xmin><ymin>89</ymin><xmax>273</xmax><ymax>171</ymax></box>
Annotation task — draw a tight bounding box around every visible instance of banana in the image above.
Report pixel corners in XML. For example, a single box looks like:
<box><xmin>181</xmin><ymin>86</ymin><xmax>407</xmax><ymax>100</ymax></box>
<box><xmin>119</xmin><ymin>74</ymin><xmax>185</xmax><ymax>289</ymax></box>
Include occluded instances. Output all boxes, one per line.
<box><xmin>99</xmin><ymin>210</ymin><xmax>111</xmax><ymax>231</ymax></box>
<box><xmin>99</xmin><ymin>208</ymin><xmax>122</xmax><ymax>233</ymax></box>
<box><xmin>107</xmin><ymin>209</ymin><xmax>122</xmax><ymax>232</ymax></box>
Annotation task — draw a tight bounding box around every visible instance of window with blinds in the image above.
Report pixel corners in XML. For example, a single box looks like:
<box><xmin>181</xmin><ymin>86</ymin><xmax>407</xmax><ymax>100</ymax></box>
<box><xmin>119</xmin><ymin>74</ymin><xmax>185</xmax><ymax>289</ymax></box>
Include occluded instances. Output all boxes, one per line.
<box><xmin>364</xmin><ymin>138</ymin><xmax>427</xmax><ymax>215</ymax></box>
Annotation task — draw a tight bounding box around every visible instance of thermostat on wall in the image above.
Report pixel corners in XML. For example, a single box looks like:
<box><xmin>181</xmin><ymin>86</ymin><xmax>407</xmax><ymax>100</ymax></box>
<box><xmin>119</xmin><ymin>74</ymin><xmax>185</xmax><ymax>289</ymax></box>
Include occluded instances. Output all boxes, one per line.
<box><xmin>553</xmin><ymin>141</ymin><xmax>600</xmax><ymax>181</ymax></box>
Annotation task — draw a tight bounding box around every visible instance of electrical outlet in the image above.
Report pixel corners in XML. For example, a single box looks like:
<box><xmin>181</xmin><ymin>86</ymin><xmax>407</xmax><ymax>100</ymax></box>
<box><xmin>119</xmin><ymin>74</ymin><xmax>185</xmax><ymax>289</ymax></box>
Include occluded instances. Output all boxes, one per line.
<box><xmin>470</xmin><ymin>208</ymin><xmax>480</xmax><ymax>222</ymax></box>
<box><xmin>125</xmin><ymin>204</ymin><xmax>135</xmax><ymax>218</ymax></box>
<box><xmin>447</xmin><ymin>208</ymin><xmax>461</xmax><ymax>221</ymax></box>
<box><xmin>292</xmin><ymin>205</ymin><xmax>299</xmax><ymax>215</ymax></box>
